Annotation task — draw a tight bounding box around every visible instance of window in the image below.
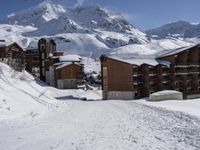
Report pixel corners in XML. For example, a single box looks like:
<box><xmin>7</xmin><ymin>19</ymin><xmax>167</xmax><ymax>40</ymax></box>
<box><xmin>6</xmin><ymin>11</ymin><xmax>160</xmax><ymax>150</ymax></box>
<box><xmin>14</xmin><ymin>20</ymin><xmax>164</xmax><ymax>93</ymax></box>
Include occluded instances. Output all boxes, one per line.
<box><xmin>33</xmin><ymin>56</ymin><xmax>38</xmax><ymax>61</ymax></box>
<box><xmin>42</xmin><ymin>61</ymin><xmax>45</xmax><ymax>67</ymax></box>
<box><xmin>187</xmin><ymin>87</ymin><xmax>192</xmax><ymax>93</ymax></box>
<box><xmin>42</xmin><ymin>53</ymin><xmax>45</xmax><ymax>59</ymax></box>
<box><xmin>42</xmin><ymin>68</ymin><xmax>45</xmax><ymax>75</ymax></box>
<box><xmin>40</xmin><ymin>44</ymin><xmax>45</xmax><ymax>50</ymax></box>
<box><xmin>133</xmin><ymin>67</ymin><xmax>138</xmax><ymax>72</ymax></box>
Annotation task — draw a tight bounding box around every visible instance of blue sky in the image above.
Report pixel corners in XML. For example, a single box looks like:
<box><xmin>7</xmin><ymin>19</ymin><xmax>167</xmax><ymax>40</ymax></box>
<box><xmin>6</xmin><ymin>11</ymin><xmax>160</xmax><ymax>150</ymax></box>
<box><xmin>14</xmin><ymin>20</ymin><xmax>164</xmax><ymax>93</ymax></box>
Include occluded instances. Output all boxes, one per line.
<box><xmin>0</xmin><ymin>0</ymin><xmax>200</xmax><ymax>31</ymax></box>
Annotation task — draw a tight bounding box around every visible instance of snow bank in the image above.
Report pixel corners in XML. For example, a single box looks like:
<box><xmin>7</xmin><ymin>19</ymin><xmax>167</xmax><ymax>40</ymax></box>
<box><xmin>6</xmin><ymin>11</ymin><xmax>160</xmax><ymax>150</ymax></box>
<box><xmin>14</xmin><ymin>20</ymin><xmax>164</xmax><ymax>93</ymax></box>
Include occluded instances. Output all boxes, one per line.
<box><xmin>149</xmin><ymin>90</ymin><xmax>183</xmax><ymax>101</ymax></box>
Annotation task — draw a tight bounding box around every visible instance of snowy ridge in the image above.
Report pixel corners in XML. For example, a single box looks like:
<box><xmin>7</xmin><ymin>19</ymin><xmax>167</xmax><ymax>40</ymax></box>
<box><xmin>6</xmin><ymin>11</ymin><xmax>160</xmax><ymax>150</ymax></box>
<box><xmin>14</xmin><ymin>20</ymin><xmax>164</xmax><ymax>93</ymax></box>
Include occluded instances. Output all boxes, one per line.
<box><xmin>146</xmin><ymin>20</ymin><xmax>200</xmax><ymax>39</ymax></box>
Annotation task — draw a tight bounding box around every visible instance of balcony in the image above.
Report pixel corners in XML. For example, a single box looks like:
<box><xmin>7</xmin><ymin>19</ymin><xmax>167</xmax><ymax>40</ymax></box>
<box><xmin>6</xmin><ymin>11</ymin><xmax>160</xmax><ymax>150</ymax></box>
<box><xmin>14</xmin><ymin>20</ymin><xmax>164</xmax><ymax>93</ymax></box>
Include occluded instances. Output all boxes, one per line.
<box><xmin>133</xmin><ymin>81</ymin><xmax>143</xmax><ymax>86</ymax></box>
<box><xmin>133</xmin><ymin>73</ymin><xmax>142</xmax><ymax>77</ymax></box>
<box><xmin>162</xmin><ymin>76</ymin><xmax>170</xmax><ymax>81</ymax></box>
<box><xmin>188</xmin><ymin>65</ymin><xmax>199</xmax><ymax>71</ymax></box>
<box><xmin>149</xmin><ymin>71</ymin><xmax>157</xmax><ymax>77</ymax></box>
<box><xmin>174</xmin><ymin>63</ymin><xmax>188</xmax><ymax>68</ymax></box>
<box><xmin>162</xmin><ymin>71</ymin><xmax>170</xmax><ymax>75</ymax></box>
<box><xmin>188</xmin><ymin>62</ymin><xmax>200</xmax><ymax>66</ymax></box>
<box><xmin>149</xmin><ymin>80</ymin><xmax>157</xmax><ymax>86</ymax></box>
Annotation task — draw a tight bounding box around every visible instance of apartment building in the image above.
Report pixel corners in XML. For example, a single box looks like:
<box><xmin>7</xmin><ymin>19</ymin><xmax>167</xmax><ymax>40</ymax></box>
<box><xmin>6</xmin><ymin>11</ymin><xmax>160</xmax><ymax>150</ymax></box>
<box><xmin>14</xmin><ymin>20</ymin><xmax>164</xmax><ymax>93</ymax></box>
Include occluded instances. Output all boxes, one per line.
<box><xmin>38</xmin><ymin>38</ymin><xmax>56</xmax><ymax>81</ymax></box>
<box><xmin>100</xmin><ymin>44</ymin><xmax>200</xmax><ymax>100</ymax></box>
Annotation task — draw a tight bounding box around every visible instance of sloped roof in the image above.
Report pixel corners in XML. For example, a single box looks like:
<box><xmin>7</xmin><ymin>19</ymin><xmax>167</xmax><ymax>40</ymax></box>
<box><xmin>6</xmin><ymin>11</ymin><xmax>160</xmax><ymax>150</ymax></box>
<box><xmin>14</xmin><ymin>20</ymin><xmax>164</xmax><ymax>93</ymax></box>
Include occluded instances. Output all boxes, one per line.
<box><xmin>156</xmin><ymin>44</ymin><xmax>200</xmax><ymax>58</ymax></box>
<box><xmin>102</xmin><ymin>55</ymin><xmax>164</xmax><ymax>66</ymax></box>
<box><xmin>56</xmin><ymin>62</ymin><xmax>80</xmax><ymax>70</ymax></box>
<box><xmin>0</xmin><ymin>41</ymin><xmax>24</xmax><ymax>51</ymax></box>
<box><xmin>26</xmin><ymin>41</ymin><xmax>38</xmax><ymax>50</ymax></box>
<box><xmin>0</xmin><ymin>40</ymin><xmax>13</xmax><ymax>47</ymax></box>
<box><xmin>39</xmin><ymin>38</ymin><xmax>56</xmax><ymax>45</ymax></box>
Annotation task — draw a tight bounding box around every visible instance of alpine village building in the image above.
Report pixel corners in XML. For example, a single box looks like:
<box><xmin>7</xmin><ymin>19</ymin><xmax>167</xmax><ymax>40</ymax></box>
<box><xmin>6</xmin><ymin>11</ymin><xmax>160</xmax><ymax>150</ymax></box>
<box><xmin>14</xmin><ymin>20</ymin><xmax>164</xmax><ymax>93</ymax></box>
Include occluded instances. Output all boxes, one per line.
<box><xmin>0</xmin><ymin>38</ymin><xmax>84</xmax><ymax>89</ymax></box>
<box><xmin>45</xmin><ymin>55</ymin><xmax>84</xmax><ymax>89</ymax></box>
<box><xmin>25</xmin><ymin>38</ymin><xmax>84</xmax><ymax>89</ymax></box>
<box><xmin>100</xmin><ymin>44</ymin><xmax>200</xmax><ymax>100</ymax></box>
<box><xmin>0</xmin><ymin>40</ymin><xmax>25</xmax><ymax>72</ymax></box>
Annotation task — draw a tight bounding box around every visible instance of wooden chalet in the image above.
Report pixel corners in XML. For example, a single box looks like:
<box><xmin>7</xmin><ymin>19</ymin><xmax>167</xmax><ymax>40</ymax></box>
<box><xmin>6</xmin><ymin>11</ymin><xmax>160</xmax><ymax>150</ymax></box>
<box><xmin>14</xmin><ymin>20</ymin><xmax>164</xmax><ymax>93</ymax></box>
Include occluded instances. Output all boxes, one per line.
<box><xmin>45</xmin><ymin>55</ymin><xmax>84</xmax><ymax>89</ymax></box>
<box><xmin>0</xmin><ymin>40</ymin><xmax>25</xmax><ymax>72</ymax></box>
<box><xmin>55</xmin><ymin>62</ymin><xmax>84</xmax><ymax>89</ymax></box>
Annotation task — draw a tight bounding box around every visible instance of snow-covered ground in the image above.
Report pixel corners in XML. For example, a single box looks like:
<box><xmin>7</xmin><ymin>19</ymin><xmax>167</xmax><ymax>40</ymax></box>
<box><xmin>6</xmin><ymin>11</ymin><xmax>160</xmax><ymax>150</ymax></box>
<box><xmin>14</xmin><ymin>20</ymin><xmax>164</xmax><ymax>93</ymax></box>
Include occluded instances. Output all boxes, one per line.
<box><xmin>1</xmin><ymin>63</ymin><xmax>200</xmax><ymax>150</ymax></box>
<box><xmin>138</xmin><ymin>98</ymin><xmax>200</xmax><ymax>117</ymax></box>
<box><xmin>1</xmin><ymin>100</ymin><xmax>200</xmax><ymax>150</ymax></box>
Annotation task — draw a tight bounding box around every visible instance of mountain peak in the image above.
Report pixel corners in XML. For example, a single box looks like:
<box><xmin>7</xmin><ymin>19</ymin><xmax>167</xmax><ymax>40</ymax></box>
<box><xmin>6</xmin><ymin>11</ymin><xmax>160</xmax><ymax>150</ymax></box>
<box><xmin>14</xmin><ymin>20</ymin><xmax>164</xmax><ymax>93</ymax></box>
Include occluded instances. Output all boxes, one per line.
<box><xmin>0</xmin><ymin>1</ymin><xmax>66</xmax><ymax>26</ymax></box>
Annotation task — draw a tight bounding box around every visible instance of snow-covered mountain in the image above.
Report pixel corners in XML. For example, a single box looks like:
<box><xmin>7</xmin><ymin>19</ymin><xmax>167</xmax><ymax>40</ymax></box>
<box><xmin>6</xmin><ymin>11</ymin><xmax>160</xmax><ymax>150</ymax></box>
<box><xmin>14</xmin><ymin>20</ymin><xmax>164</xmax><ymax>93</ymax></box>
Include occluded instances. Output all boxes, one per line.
<box><xmin>1</xmin><ymin>2</ymin><xmax>66</xmax><ymax>27</ymax></box>
<box><xmin>146</xmin><ymin>20</ymin><xmax>200</xmax><ymax>39</ymax></box>
<box><xmin>0</xmin><ymin>1</ymin><xmax>149</xmax><ymax>58</ymax></box>
<box><xmin>0</xmin><ymin>1</ymin><xmax>199</xmax><ymax>58</ymax></box>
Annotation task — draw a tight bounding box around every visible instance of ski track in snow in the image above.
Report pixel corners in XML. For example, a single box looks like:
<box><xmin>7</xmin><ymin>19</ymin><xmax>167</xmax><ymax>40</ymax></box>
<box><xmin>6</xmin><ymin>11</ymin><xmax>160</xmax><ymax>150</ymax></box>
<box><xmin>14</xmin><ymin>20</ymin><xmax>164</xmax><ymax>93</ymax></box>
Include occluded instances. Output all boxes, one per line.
<box><xmin>0</xmin><ymin>100</ymin><xmax>200</xmax><ymax>150</ymax></box>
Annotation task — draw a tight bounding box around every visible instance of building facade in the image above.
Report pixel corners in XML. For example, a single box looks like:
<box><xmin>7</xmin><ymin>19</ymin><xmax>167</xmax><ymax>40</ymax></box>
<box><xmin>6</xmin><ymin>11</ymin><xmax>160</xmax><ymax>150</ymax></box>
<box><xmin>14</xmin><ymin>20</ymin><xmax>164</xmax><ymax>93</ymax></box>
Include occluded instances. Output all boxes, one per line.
<box><xmin>38</xmin><ymin>38</ymin><xmax>56</xmax><ymax>81</ymax></box>
<box><xmin>56</xmin><ymin>63</ymin><xmax>84</xmax><ymax>89</ymax></box>
<box><xmin>25</xmin><ymin>49</ymin><xmax>40</xmax><ymax>77</ymax></box>
<box><xmin>100</xmin><ymin>44</ymin><xmax>200</xmax><ymax>100</ymax></box>
<box><xmin>0</xmin><ymin>41</ymin><xmax>25</xmax><ymax>72</ymax></box>
<box><xmin>25</xmin><ymin>38</ymin><xmax>57</xmax><ymax>79</ymax></box>
<box><xmin>45</xmin><ymin>55</ymin><xmax>84</xmax><ymax>89</ymax></box>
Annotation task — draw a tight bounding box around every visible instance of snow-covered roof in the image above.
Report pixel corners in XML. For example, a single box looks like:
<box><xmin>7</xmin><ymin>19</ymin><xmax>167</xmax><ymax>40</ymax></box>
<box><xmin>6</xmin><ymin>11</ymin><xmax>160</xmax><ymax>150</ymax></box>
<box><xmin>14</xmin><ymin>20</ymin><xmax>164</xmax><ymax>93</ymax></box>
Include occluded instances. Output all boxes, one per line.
<box><xmin>39</xmin><ymin>38</ymin><xmax>56</xmax><ymax>44</ymax></box>
<box><xmin>156</xmin><ymin>44</ymin><xmax>200</xmax><ymax>58</ymax></box>
<box><xmin>0</xmin><ymin>40</ymin><xmax>14</xmax><ymax>47</ymax></box>
<box><xmin>56</xmin><ymin>62</ymin><xmax>80</xmax><ymax>70</ymax></box>
<box><xmin>26</xmin><ymin>41</ymin><xmax>38</xmax><ymax>50</ymax></box>
<box><xmin>59</xmin><ymin>55</ymin><xmax>81</xmax><ymax>62</ymax></box>
<box><xmin>105</xmin><ymin>55</ymin><xmax>169</xmax><ymax>66</ymax></box>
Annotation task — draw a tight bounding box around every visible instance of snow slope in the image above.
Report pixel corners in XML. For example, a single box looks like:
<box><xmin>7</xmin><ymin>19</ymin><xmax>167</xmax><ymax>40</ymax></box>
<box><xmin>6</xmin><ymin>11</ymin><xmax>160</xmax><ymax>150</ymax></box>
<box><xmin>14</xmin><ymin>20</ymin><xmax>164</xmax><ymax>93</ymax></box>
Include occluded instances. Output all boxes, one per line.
<box><xmin>0</xmin><ymin>62</ymin><xmax>58</xmax><ymax>120</ymax></box>
<box><xmin>0</xmin><ymin>62</ymin><xmax>101</xmax><ymax>119</ymax></box>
